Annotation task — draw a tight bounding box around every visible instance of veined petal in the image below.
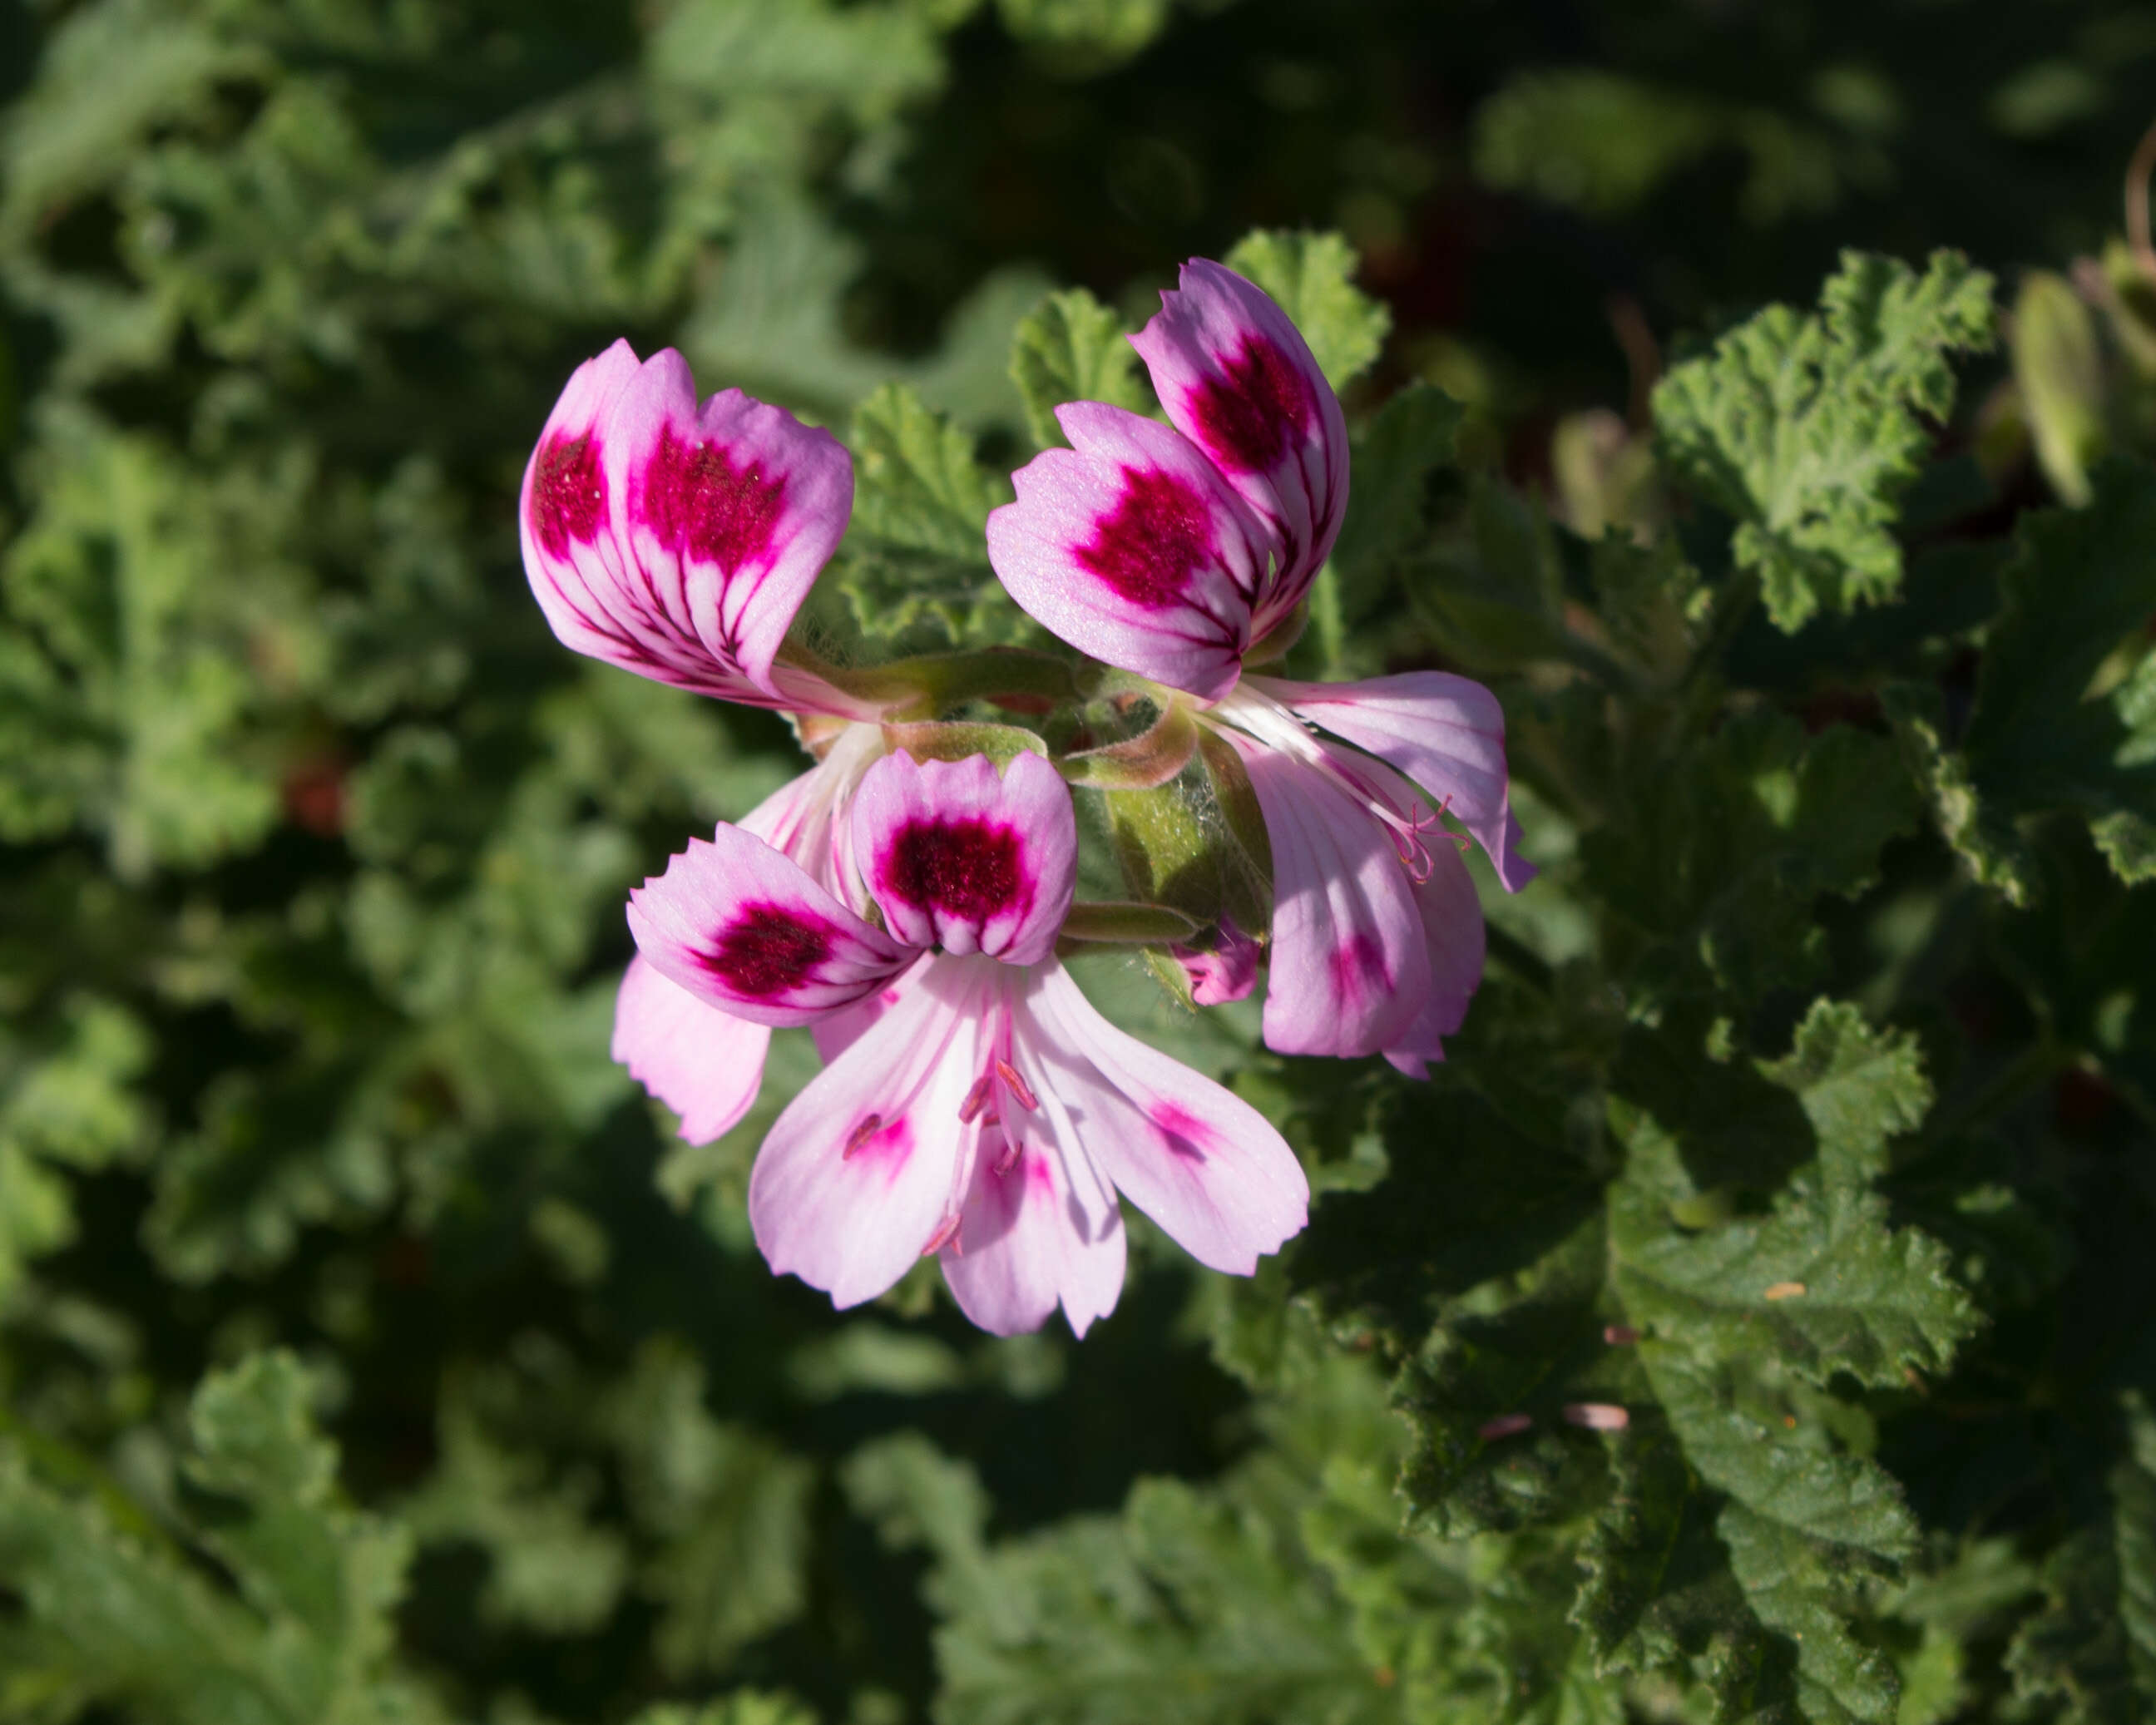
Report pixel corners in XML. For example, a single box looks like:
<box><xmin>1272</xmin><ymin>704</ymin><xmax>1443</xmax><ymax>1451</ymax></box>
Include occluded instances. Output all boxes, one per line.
<box><xmin>611</xmin><ymin>954</ymin><xmax>773</xmax><ymax>1144</ymax></box>
<box><xmin>1230</xmin><ymin>736</ymin><xmax>1431</xmax><ymax>1058</ymax></box>
<box><xmin>1382</xmin><ymin>835</ymin><xmax>1486</xmax><ymax>1080</ymax></box>
<box><xmin>1254</xmin><ymin>671</ymin><xmax>1535</xmax><ymax>892</ymax></box>
<box><xmin>985</xmin><ymin>402</ymin><xmax>1276</xmax><ymax>702</ymax></box>
<box><xmin>1129</xmin><ymin>259</ymin><xmax>1348</xmax><ymax>630</ymax></box>
<box><xmin>1013</xmin><ymin>962</ymin><xmax>1307</xmax><ymax>1276</ymax></box>
<box><xmin>739</xmin><ymin>722</ymin><xmax>887</xmax><ymax>905</ymax></box>
<box><xmin>749</xmin><ymin>958</ymin><xmax>995</xmax><ymax>1309</ymax></box>
<box><xmin>852</xmin><ymin>750</ymin><xmax>1076</xmax><ymax>966</ymax></box>
<box><xmin>627</xmin><ymin>826</ymin><xmax>909</xmax><ymax>1026</ymax></box>
<box><xmin>941</xmin><ymin>1128</ymin><xmax>1127</xmax><ymax>1338</ymax></box>
<box><xmin>520</xmin><ymin>340</ymin><xmax>853</xmax><ymax>704</ymax></box>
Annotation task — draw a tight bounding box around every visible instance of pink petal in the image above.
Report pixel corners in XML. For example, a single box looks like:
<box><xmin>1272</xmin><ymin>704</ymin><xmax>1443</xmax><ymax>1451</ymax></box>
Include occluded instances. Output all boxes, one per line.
<box><xmin>1229</xmin><ymin>737</ymin><xmax>1431</xmax><ymax>1059</ymax></box>
<box><xmin>940</xmin><ymin>1128</ymin><xmax>1127</xmax><ymax>1338</ymax></box>
<box><xmin>626</xmin><ymin>825</ymin><xmax>909</xmax><ymax>1026</ymax></box>
<box><xmin>611</xmin><ymin>954</ymin><xmax>774</xmax><ymax>1144</ymax></box>
<box><xmin>1382</xmin><ymin>837</ymin><xmax>1486</xmax><ymax>1080</ymax></box>
<box><xmin>739</xmin><ymin>723</ymin><xmax>887</xmax><ymax>903</ymax></box>
<box><xmin>1171</xmin><ymin>916</ymin><xmax>1261</xmax><ymax>1006</ymax></box>
<box><xmin>985</xmin><ymin>402</ymin><xmax>1276</xmax><ymax>703</ymax></box>
<box><xmin>1254</xmin><ymin>671</ymin><xmax>1535</xmax><ymax>892</ymax></box>
<box><xmin>1129</xmin><ymin>259</ymin><xmax>1349</xmax><ymax>632</ymax></box>
<box><xmin>851</xmin><ymin>750</ymin><xmax>1076</xmax><ymax>966</ymax></box>
<box><xmin>1012</xmin><ymin>962</ymin><xmax>1308</xmax><ymax>1276</ymax></box>
<box><xmin>520</xmin><ymin>340</ymin><xmax>854</xmax><ymax>704</ymax></box>
<box><xmin>749</xmin><ymin>956</ymin><xmax>994</xmax><ymax>1309</ymax></box>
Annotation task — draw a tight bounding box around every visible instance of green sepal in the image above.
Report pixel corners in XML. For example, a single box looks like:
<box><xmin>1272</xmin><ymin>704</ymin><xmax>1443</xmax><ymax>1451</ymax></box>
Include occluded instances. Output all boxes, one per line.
<box><xmin>1057</xmin><ymin>702</ymin><xmax>1199</xmax><ymax>788</ymax></box>
<box><xmin>881</xmin><ymin>719</ymin><xmax>1048</xmax><ymax>767</ymax></box>
<box><xmin>1056</xmin><ymin>901</ymin><xmax>1202</xmax><ymax>945</ymax></box>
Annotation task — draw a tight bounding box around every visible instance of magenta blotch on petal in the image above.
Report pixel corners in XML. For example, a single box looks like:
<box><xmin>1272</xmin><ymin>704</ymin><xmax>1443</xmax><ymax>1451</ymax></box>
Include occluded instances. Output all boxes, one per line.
<box><xmin>852</xmin><ymin>750</ymin><xmax>1076</xmax><ymax>965</ymax></box>
<box><xmin>1229</xmin><ymin>735</ymin><xmax>1431</xmax><ymax>1059</ymax></box>
<box><xmin>985</xmin><ymin>403</ymin><xmax>1276</xmax><ymax>703</ymax></box>
<box><xmin>626</xmin><ymin>825</ymin><xmax>909</xmax><ymax>1026</ymax></box>
<box><xmin>749</xmin><ymin>961</ymin><xmax>997</xmax><ymax>1310</ymax></box>
<box><xmin>1128</xmin><ymin>259</ymin><xmax>1349</xmax><ymax>630</ymax></box>
<box><xmin>1015</xmin><ymin>963</ymin><xmax>1308</xmax><ymax>1275</ymax></box>
<box><xmin>518</xmin><ymin>340</ymin><xmax>857</xmax><ymax>707</ymax></box>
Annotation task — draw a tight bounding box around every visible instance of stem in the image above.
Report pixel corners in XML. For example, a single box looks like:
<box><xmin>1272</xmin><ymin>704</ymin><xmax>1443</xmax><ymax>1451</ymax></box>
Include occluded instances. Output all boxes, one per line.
<box><xmin>783</xmin><ymin>643</ymin><xmax>1079</xmax><ymax>719</ymax></box>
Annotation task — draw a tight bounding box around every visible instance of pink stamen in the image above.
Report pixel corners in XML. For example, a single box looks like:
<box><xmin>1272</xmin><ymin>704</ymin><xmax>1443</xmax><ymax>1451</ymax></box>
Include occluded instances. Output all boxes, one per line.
<box><xmin>922</xmin><ymin>1213</ymin><xmax>962</xmax><ymax>1257</ymax></box>
<box><xmin>958</xmin><ymin>1075</ymin><xmax>994</xmax><ymax>1123</ymax></box>
<box><xmin>1478</xmin><ymin>1412</ymin><xmax>1534</xmax><ymax>1441</ymax></box>
<box><xmin>996</xmin><ymin>1058</ymin><xmax>1039</xmax><ymax>1111</ymax></box>
<box><xmin>842</xmin><ymin>1114</ymin><xmax>885</xmax><ymax>1159</ymax></box>
<box><xmin>992</xmin><ymin>1135</ymin><xmax>1022</xmax><ymax>1177</ymax></box>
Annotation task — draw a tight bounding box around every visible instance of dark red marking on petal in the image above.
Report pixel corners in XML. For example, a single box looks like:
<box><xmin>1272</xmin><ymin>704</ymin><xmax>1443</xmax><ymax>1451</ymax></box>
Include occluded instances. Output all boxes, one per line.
<box><xmin>530</xmin><ymin>432</ymin><xmax>608</xmax><ymax>557</ymax></box>
<box><xmin>1024</xmin><ymin>1152</ymin><xmax>1056</xmax><ymax>1198</ymax></box>
<box><xmin>1328</xmin><ymin>933</ymin><xmax>1392</xmax><ymax>1006</ymax></box>
<box><xmin>696</xmin><ymin>901</ymin><xmax>833</xmax><ymax>998</ymax></box>
<box><xmin>1187</xmin><ymin>337</ymin><xmax>1314</xmax><ymax>475</ymax></box>
<box><xmin>638</xmin><ymin>425</ymin><xmax>788</xmax><ymax>573</ymax></box>
<box><xmin>881</xmin><ymin>818</ymin><xmax>1030</xmax><ymax>927</ymax></box>
<box><xmin>1073</xmin><ymin>467</ymin><xmax>1216</xmax><ymax>610</ymax></box>
<box><xmin>1153</xmin><ymin>1102</ymin><xmax>1212</xmax><ymax>1163</ymax></box>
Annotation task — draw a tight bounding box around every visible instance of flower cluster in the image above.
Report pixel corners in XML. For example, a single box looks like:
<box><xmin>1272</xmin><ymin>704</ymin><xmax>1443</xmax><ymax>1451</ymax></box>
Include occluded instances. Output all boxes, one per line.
<box><xmin>520</xmin><ymin>260</ymin><xmax>1531</xmax><ymax>1337</ymax></box>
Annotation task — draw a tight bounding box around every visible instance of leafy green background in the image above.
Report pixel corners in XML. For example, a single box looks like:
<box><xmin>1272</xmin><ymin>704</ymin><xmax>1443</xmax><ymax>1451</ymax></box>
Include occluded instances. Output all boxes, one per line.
<box><xmin>3</xmin><ymin>1</ymin><xmax>2156</xmax><ymax>1720</ymax></box>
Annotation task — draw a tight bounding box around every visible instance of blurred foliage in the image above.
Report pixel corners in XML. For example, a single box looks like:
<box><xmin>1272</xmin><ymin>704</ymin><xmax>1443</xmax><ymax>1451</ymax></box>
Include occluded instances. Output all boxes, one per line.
<box><xmin>3</xmin><ymin>1</ymin><xmax>2156</xmax><ymax>1722</ymax></box>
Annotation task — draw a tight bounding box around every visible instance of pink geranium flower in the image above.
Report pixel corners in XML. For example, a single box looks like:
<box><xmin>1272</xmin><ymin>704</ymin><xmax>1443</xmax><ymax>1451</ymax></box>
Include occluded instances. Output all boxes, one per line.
<box><xmin>521</xmin><ymin>343</ymin><xmax>896</xmax><ymax>1142</ymax></box>
<box><xmin>521</xmin><ymin>339</ymin><xmax>880</xmax><ymax>718</ymax></box>
<box><xmin>612</xmin><ymin>720</ymin><xmax>888</xmax><ymax>1144</ymax></box>
<box><xmin>985</xmin><ymin>259</ymin><xmax>1534</xmax><ymax>1070</ymax></box>
<box><xmin>624</xmin><ymin>749</ymin><xmax>1310</xmax><ymax>1337</ymax></box>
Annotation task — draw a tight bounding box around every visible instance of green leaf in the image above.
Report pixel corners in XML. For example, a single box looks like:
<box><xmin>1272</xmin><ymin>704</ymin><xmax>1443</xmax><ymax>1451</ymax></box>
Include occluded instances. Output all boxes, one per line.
<box><xmin>1653</xmin><ymin>250</ymin><xmax>1995</xmax><ymax>632</ymax></box>
<box><xmin>626</xmin><ymin>1696</ymin><xmax>818</xmax><ymax>1725</ymax></box>
<box><xmin>1328</xmin><ymin>384</ymin><xmax>1465</xmax><ymax>625</ymax></box>
<box><xmin>993</xmin><ymin>0</ymin><xmax>1171</xmax><ymax>74</ymax></box>
<box><xmin>0</xmin><ymin>1350</ymin><xmax>447</xmax><ymax>1724</ymax></box>
<box><xmin>605</xmin><ymin>1342</ymin><xmax>816</xmax><ymax>1678</ymax></box>
<box><xmin>1473</xmin><ymin>71</ymin><xmax>1840</xmax><ymax>224</ymax></box>
<box><xmin>837</xmin><ymin>383</ymin><xmax>1028</xmax><ymax>651</ymax></box>
<box><xmin>0</xmin><ymin>994</ymin><xmax>152</xmax><ymax>1298</ymax></box>
<box><xmin>1956</xmin><ymin>463</ymin><xmax>2156</xmax><ymax>888</ymax></box>
<box><xmin>398</xmin><ymin>1378</ymin><xmax>630</xmax><ymax>1636</ymax></box>
<box><xmin>1010</xmin><ymin>287</ymin><xmax>1147</xmax><ymax>447</ymax></box>
<box><xmin>1221</xmin><ymin>230</ymin><xmax>1391</xmax><ymax>392</ymax></box>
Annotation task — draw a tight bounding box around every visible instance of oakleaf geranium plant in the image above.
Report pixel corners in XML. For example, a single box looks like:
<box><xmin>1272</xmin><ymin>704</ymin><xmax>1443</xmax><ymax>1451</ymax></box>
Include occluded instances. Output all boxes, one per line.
<box><xmin>518</xmin><ymin>259</ymin><xmax>1530</xmax><ymax>1334</ymax></box>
